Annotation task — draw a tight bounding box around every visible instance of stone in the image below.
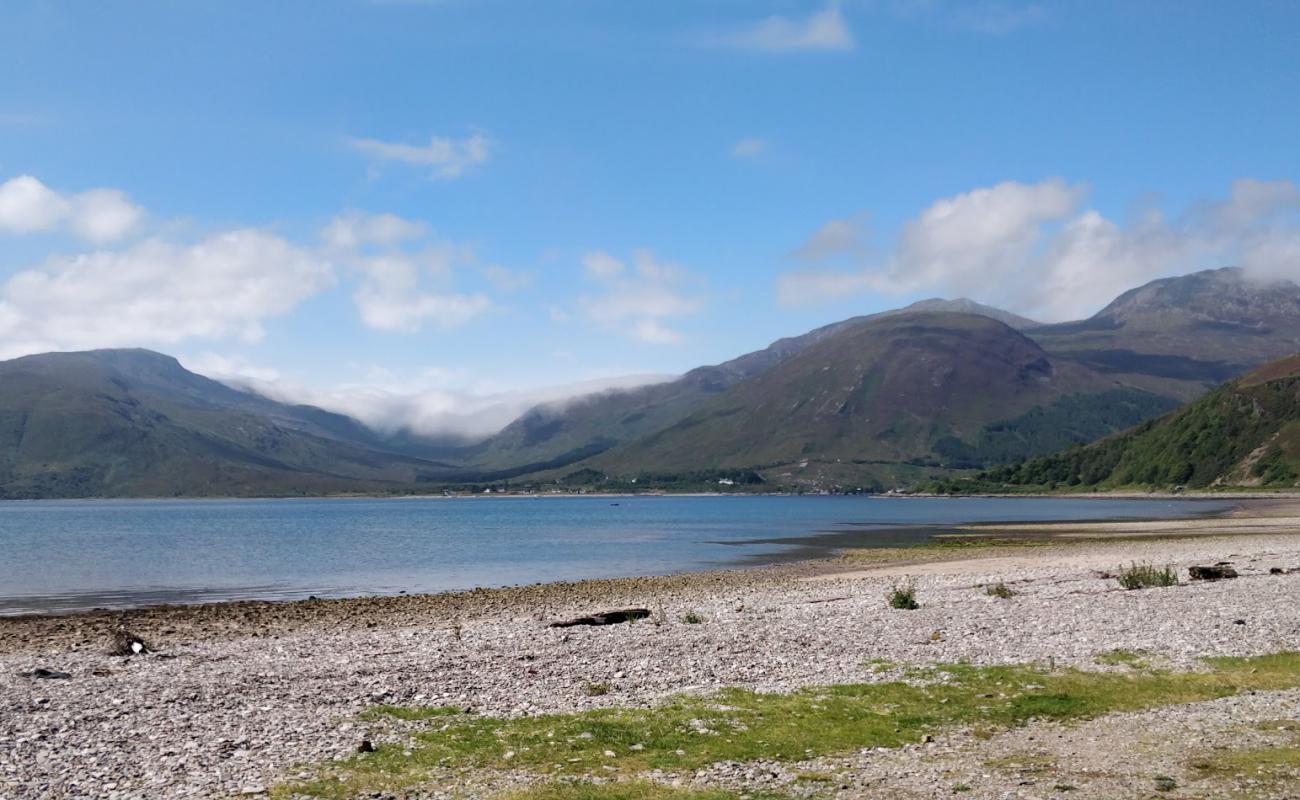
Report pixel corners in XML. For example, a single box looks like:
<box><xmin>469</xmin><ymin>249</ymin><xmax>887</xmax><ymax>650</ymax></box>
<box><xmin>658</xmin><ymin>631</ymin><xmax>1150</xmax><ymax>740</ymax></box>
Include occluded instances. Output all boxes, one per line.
<box><xmin>1189</xmin><ymin>565</ymin><xmax>1238</xmax><ymax>581</ymax></box>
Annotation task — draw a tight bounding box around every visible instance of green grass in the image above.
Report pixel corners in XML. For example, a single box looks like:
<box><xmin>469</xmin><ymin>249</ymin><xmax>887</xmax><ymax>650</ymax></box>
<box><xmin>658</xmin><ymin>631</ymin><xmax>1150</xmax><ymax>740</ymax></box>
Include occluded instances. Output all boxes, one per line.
<box><xmin>276</xmin><ymin>652</ymin><xmax>1300</xmax><ymax>799</ymax></box>
<box><xmin>1188</xmin><ymin>736</ymin><xmax>1300</xmax><ymax>797</ymax></box>
<box><xmin>360</xmin><ymin>704</ymin><xmax>466</xmax><ymax>722</ymax></box>
<box><xmin>888</xmin><ymin>581</ymin><xmax>919</xmax><ymax>610</ymax></box>
<box><xmin>498</xmin><ymin>781</ymin><xmax>753</xmax><ymax>800</ymax></box>
<box><xmin>680</xmin><ymin>611</ymin><xmax>705</xmax><ymax>625</ymax></box>
<box><xmin>1093</xmin><ymin>648</ymin><xmax>1153</xmax><ymax>669</ymax></box>
<box><xmin>985</xmin><ymin>582</ymin><xmax>1017</xmax><ymax>599</ymax></box>
<box><xmin>1116</xmin><ymin>562</ymin><xmax>1178</xmax><ymax>590</ymax></box>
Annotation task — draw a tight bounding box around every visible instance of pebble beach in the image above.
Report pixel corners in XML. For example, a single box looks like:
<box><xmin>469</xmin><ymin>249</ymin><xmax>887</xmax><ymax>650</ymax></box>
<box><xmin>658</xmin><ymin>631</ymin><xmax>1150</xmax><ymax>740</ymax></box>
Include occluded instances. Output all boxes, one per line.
<box><xmin>3</xmin><ymin>499</ymin><xmax>1299</xmax><ymax>800</ymax></box>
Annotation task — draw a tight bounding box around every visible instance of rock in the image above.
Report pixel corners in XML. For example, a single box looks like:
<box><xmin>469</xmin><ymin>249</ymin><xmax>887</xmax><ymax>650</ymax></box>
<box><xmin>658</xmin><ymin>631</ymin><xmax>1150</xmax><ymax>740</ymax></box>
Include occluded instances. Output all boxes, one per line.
<box><xmin>548</xmin><ymin>608</ymin><xmax>653</xmax><ymax>628</ymax></box>
<box><xmin>109</xmin><ymin>629</ymin><xmax>151</xmax><ymax>657</ymax></box>
<box><xmin>1189</xmin><ymin>565</ymin><xmax>1238</xmax><ymax>581</ymax></box>
<box><xmin>20</xmin><ymin>668</ymin><xmax>72</xmax><ymax>680</ymax></box>
<box><xmin>357</xmin><ymin>739</ymin><xmax>376</xmax><ymax>753</ymax></box>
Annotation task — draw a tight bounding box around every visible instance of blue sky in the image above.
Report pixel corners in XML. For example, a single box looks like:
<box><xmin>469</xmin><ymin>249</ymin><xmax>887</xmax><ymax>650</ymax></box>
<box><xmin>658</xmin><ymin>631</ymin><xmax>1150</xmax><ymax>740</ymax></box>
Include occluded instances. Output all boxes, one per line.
<box><xmin>1</xmin><ymin>1</ymin><xmax>1298</xmax><ymax>436</ymax></box>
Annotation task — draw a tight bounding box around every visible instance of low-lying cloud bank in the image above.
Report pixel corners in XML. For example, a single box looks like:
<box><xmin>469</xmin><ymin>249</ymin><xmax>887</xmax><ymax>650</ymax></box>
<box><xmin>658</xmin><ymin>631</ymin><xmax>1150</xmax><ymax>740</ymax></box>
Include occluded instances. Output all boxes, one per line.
<box><xmin>778</xmin><ymin>178</ymin><xmax>1300</xmax><ymax>321</ymax></box>
<box><xmin>182</xmin><ymin>353</ymin><xmax>673</xmax><ymax>442</ymax></box>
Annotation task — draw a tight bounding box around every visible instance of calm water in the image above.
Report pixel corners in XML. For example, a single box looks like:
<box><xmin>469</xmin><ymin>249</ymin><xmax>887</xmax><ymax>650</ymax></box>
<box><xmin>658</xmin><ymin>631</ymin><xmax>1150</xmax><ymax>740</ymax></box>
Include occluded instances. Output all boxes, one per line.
<box><xmin>0</xmin><ymin>495</ymin><xmax>1233</xmax><ymax>615</ymax></box>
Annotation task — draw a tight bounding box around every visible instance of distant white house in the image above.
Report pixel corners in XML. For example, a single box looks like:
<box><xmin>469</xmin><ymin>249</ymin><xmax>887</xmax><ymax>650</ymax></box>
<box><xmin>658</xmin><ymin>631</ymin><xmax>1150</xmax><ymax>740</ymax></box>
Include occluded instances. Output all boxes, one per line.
<box><xmin>718</xmin><ymin>478</ymin><xmax>735</xmax><ymax>486</ymax></box>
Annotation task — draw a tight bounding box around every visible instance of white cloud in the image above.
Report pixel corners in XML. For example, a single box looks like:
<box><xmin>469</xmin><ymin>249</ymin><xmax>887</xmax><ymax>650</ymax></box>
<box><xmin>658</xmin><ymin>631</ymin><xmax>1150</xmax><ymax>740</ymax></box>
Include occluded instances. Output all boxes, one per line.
<box><xmin>582</xmin><ymin>250</ymin><xmax>625</xmax><ymax>279</ymax></box>
<box><xmin>0</xmin><ymin>230</ymin><xmax>334</xmax><ymax>359</ymax></box>
<box><xmin>578</xmin><ymin>249</ymin><xmax>704</xmax><ymax>344</ymax></box>
<box><xmin>322</xmin><ymin>212</ymin><xmax>493</xmax><ymax>333</ymax></box>
<box><xmin>0</xmin><ymin>175</ymin><xmax>143</xmax><ymax>244</ymax></box>
<box><xmin>196</xmin><ymin>358</ymin><xmax>674</xmax><ymax>441</ymax></box>
<box><xmin>354</xmin><ymin>252</ymin><xmax>491</xmax><ymax>332</ymax></box>
<box><xmin>482</xmin><ymin>264</ymin><xmax>534</xmax><ymax>291</ymax></box>
<box><xmin>777</xmin><ymin>178</ymin><xmax>1300</xmax><ymax>321</ymax></box>
<box><xmin>323</xmin><ymin>210</ymin><xmax>427</xmax><ymax>251</ymax></box>
<box><xmin>731</xmin><ymin>137</ymin><xmax>767</xmax><ymax>158</ymax></box>
<box><xmin>791</xmin><ymin>214</ymin><xmax>870</xmax><ymax>261</ymax></box>
<box><xmin>348</xmin><ymin>132</ymin><xmax>490</xmax><ymax>179</ymax></box>
<box><xmin>715</xmin><ymin>2</ymin><xmax>854</xmax><ymax>52</ymax></box>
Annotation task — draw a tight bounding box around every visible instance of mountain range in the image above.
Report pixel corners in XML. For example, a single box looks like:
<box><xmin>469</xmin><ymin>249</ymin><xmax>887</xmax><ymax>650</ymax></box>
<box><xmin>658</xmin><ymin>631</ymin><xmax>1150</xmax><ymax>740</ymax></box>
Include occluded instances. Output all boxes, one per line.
<box><xmin>0</xmin><ymin>266</ymin><xmax>1297</xmax><ymax>497</ymax></box>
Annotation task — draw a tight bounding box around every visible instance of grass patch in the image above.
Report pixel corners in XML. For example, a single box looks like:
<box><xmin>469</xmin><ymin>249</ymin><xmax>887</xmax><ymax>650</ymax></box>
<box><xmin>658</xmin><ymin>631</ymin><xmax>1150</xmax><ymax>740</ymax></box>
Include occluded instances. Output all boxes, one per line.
<box><xmin>277</xmin><ymin>652</ymin><xmax>1300</xmax><ymax>798</ymax></box>
<box><xmin>1093</xmin><ymin>648</ymin><xmax>1153</xmax><ymax>669</ymax></box>
<box><xmin>585</xmin><ymin>683</ymin><xmax>611</xmax><ymax>697</ymax></box>
<box><xmin>1116</xmin><ymin>562</ymin><xmax>1178</xmax><ymax>590</ymax></box>
<box><xmin>887</xmin><ymin>581</ymin><xmax>919</xmax><ymax>610</ymax></box>
<box><xmin>360</xmin><ymin>704</ymin><xmax>466</xmax><ymax>722</ymax></box>
<box><xmin>499</xmin><ymin>781</ymin><xmax>751</xmax><ymax>800</ymax></box>
<box><xmin>985</xmin><ymin>582</ymin><xmax>1017</xmax><ymax>599</ymax></box>
<box><xmin>985</xmin><ymin>753</ymin><xmax>1056</xmax><ymax>775</ymax></box>
<box><xmin>1189</xmin><ymin>739</ymin><xmax>1300</xmax><ymax>796</ymax></box>
<box><xmin>680</xmin><ymin>611</ymin><xmax>705</xmax><ymax>625</ymax></box>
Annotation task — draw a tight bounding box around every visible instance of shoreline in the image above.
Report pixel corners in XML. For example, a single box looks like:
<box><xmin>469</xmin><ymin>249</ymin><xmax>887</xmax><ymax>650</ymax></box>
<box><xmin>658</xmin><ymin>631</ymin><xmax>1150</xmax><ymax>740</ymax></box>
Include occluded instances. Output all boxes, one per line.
<box><xmin>0</xmin><ymin>495</ymin><xmax>1281</xmax><ymax>641</ymax></box>
<box><xmin>4</xmin><ymin>499</ymin><xmax>1300</xmax><ymax>799</ymax></box>
<box><xmin>0</xmin><ymin>495</ymin><xmax>1248</xmax><ymax>624</ymax></box>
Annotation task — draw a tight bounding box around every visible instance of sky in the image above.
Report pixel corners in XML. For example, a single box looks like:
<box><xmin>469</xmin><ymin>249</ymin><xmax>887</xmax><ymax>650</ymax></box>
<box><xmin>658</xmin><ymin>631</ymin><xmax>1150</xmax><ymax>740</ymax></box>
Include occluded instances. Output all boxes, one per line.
<box><xmin>1</xmin><ymin>0</ymin><xmax>1298</xmax><ymax>438</ymax></box>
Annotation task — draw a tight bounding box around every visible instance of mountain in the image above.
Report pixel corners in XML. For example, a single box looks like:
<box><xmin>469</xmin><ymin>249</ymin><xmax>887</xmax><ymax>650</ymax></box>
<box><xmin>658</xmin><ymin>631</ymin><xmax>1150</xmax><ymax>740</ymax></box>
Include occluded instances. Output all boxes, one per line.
<box><xmin>565</xmin><ymin>312</ymin><xmax>1175</xmax><ymax>489</ymax></box>
<box><xmin>1032</xmin><ymin>267</ymin><xmax>1300</xmax><ymax>399</ymax></box>
<box><xmin>435</xmin><ymin>269</ymin><xmax>1300</xmax><ymax>488</ymax></box>
<box><xmin>892</xmin><ymin>297</ymin><xmax>1040</xmax><ymax>330</ymax></box>
<box><xmin>937</xmin><ymin>353</ymin><xmax>1300</xmax><ymax>492</ymax></box>
<box><xmin>457</xmin><ymin>297</ymin><xmax>1041</xmax><ymax>476</ymax></box>
<box><xmin>3</xmin><ymin>268</ymin><xmax>1298</xmax><ymax>498</ymax></box>
<box><xmin>0</xmin><ymin>349</ymin><xmax>456</xmax><ymax>498</ymax></box>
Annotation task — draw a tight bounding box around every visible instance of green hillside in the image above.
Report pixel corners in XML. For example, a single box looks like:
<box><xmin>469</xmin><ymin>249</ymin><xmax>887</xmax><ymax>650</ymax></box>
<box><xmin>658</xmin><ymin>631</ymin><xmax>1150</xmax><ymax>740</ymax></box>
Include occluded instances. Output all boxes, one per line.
<box><xmin>0</xmin><ymin>350</ymin><xmax>456</xmax><ymax>498</ymax></box>
<box><xmin>572</xmin><ymin>312</ymin><xmax>1173</xmax><ymax>488</ymax></box>
<box><xmin>931</xmin><ymin>353</ymin><xmax>1300</xmax><ymax>493</ymax></box>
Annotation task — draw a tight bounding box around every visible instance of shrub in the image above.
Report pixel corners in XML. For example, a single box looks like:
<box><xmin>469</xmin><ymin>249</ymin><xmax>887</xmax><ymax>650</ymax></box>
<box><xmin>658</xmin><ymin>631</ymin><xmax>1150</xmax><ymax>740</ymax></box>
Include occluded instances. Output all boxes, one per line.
<box><xmin>888</xmin><ymin>582</ymin><xmax>920</xmax><ymax>610</ymax></box>
<box><xmin>681</xmin><ymin>611</ymin><xmax>705</xmax><ymax>624</ymax></box>
<box><xmin>985</xmin><ymin>582</ymin><xmax>1017</xmax><ymax>599</ymax></box>
<box><xmin>585</xmin><ymin>682</ymin><xmax>610</xmax><ymax>697</ymax></box>
<box><xmin>1116</xmin><ymin>563</ymin><xmax>1178</xmax><ymax>590</ymax></box>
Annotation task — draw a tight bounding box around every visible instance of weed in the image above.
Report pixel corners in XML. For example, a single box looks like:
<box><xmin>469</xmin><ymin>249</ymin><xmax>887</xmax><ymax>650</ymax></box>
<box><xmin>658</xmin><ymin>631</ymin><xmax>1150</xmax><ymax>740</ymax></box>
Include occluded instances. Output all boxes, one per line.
<box><xmin>985</xmin><ymin>583</ymin><xmax>1017</xmax><ymax>599</ymax></box>
<box><xmin>1152</xmin><ymin>774</ymin><xmax>1177</xmax><ymax>792</ymax></box>
<box><xmin>585</xmin><ymin>683</ymin><xmax>611</xmax><ymax>697</ymax></box>
<box><xmin>1116</xmin><ymin>562</ymin><xmax>1178</xmax><ymax>590</ymax></box>
<box><xmin>681</xmin><ymin>611</ymin><xmax>705</xmax><ymax>625</ymax></box>
<box><xmin>888</xmin><ymin>582</ymin><xmax>919</xmax><ymax>610</ymax></box>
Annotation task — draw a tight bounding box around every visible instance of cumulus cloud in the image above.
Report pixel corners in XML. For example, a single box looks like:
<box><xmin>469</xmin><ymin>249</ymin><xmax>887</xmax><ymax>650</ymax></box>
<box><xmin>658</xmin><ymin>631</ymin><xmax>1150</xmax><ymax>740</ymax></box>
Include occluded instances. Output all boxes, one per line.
<box><xmin>323</xmin><ymin>212</ymin><xmax>494</xmax><ymax>332</ymax></box>
<box><xmin>0</xmin><ymin>230</ymin><xmax>334</xmax><ymax>359</ymax></box>
<box><xmin>731</xmin><ymin>137</ymin><xmax>768</xmax><ymax>158</ymax></box>
<box><xmin>578</xmin><ymin>249</ymin><xmax>704</xmax><ymax>345</ymax></box>
<box><xmin>0</xmin><ymin>175</ymin><xmax>143</xmax><ymax>243</ymax></box>
<box><xmin>349</xmin><ymin>132</ymin><xmax>490</xmax><ymax>179</ymax></box>
<box><xmin>713</xmin><ymin>2</ymin><xmax>854</xmax><ymax>52</ymax></box>
<box><xmin>777</xmin><ymin>178</ymin><xmax>1300</xmax><ymax>321</ymax></box>
<box><xmin>353</xmin><ymin>253</ymin><xmax>491</xmax><ymax>332</ymax></box>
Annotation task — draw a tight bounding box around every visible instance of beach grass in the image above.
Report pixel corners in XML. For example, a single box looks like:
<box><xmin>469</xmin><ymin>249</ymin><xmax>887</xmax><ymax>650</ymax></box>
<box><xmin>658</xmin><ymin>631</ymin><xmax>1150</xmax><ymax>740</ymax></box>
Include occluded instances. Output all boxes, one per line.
<box><xmin>275</xmin><ymin>652</ymin><xmax>1300</xmax><ymax>799</ymax></box>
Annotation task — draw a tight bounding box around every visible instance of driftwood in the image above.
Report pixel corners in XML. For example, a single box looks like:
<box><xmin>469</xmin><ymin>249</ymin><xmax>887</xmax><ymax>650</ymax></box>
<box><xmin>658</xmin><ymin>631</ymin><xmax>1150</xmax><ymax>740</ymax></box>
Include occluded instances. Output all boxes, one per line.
<box><xmin>20</xmin><ymin>668</ymin><xmax>71</xmax><ymax>680</ymax></box>
<box><xmin>548</xmin><ymin>608</ymin><xmax>652</xmax><ymax>628</ymax></box>
<box><xmin>1189</xmin><ymin>564</ymin><xmax>1239</xmax><ymax>581</ymax></box>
